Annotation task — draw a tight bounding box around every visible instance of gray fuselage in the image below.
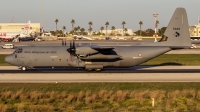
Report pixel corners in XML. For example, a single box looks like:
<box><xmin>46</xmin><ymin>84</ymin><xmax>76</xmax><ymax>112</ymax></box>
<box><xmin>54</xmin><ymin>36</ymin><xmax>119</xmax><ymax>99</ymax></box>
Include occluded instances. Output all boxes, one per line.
<box><xmin>5</xmin><ymin>46</ymin><xmax>171</xmax><ymax>69</ymax></box>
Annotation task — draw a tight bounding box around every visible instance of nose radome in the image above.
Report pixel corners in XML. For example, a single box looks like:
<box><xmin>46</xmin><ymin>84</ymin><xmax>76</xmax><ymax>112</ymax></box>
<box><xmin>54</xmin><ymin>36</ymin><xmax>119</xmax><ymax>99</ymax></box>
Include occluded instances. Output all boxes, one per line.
<box><xmin>5</xmin><ymin>55</ymin><xmax>13</xmax><ymax>64</ymax></box>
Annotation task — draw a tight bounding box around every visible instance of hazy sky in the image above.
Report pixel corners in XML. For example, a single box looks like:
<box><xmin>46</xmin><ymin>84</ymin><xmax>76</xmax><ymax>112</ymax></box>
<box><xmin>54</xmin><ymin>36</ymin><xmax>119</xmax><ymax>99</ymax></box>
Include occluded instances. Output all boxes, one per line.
<box><xmin>1</xmin><ymin>0</ymin><xmax>200</xmax><ymax>31</ymax></box>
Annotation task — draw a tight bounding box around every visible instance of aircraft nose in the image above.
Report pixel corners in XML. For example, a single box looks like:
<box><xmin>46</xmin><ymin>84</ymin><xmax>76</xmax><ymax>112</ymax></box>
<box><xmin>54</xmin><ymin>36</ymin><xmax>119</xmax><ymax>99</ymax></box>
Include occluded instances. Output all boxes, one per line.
<box><xmin>5</xmin><ymin>55</ymin><xmax>13</xmax><ymax>64</ymax></box>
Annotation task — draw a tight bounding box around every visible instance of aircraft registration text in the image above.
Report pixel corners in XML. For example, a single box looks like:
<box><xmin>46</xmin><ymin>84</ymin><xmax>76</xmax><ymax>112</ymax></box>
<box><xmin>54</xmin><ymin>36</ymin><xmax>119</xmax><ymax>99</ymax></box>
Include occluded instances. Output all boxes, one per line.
<box><xmin>24</xmin><ymin>51</ymin><xmax>57</xmax><ymax>54</ymax></box>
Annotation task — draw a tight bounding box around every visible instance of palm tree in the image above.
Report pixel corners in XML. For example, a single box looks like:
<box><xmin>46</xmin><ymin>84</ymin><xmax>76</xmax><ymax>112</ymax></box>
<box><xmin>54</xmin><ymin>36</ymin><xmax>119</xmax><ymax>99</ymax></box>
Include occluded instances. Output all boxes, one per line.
<box><xmin>62</xmin><ymin>26</ymin><xmax>66</xmax><ymax>36</ymax></box>
<box><xmin>77</xmin><ymin>26</ymin><xmax>80</xmax><ymax>35</ymax></box>
<box><xmin>88</xmin><ymin>21</ymin><xmax>93</xmax><ymax>36</ymax></box>
<box><xmin>100</xmin><ymin>26</ymin><xmax>104</xmax><ymax>35</ymax></box>
<box><xmin>71</xmin><ymin>19</ymin><xmax>75</xmax><ymax>34</ymax></box>
<box><xmin>55</xmin><ymin>19</ymin><xmax>59</xmax><ymax>31</ymax></box>
<box><xmin>74</xmin><ymin>27</ymin><xmax>78</xmax><ymax>35</ymax></box>
<box><xmin>105</xmin><ymin>21</ymin><xmax>109</xmax><ymax>36</ymax></box>
<box><xmin>139</xmin><ymin>21</ymin><xmax>143</xmax><ymax>36</ymax></box>
<box><xmin>80</xmin><ymin>28</ymin><xmax>85</xmax><ymax>35</ymax></box>
<box><xmin>111</xmin><ymin>26</ymin><xmax>115</xmax><ymax>35</ymax></box>
<box><xmin>55</xmin><ymin>30</ymin><xmax>62</xmax><ymax>36</ymax></box>
<box><xmin>124</xmin><ymin>28</ymin><xmax>128</xmax><ymax>35</ymax></box>
<box><xmin>88</xmin><ymin>27</ymin><xmax>92</xmax><ymax>36</ymax></box>
<box><xmin>122</xmin><ymin>21</ymin><xmax>126</xmax><ymax>36</ymax></box>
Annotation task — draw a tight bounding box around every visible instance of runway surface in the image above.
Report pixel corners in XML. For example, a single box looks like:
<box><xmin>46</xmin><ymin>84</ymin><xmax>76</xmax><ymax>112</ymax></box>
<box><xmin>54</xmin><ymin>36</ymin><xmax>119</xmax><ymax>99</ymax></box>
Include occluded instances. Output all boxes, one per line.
<box><xmin>0</xmin><ymin>66</ymin><xmax>200</xmax><ymax>82</ymax></box>
<box><xmin>1</xmin><ymin>66</ymin><xmax>200</xmax><ymax>73</ymax></box>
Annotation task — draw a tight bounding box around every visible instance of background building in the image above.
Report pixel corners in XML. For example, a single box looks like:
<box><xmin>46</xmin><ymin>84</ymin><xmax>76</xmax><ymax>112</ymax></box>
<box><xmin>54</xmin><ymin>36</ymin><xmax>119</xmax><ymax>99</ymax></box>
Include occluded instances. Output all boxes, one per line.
<box><xmin>189</xmin><ymin>23</ymin><xmax>200</xmax><ymax>36</ymax></box>
<box><xmin>101</xmin><ymin>29</ymin><xmax>133</xmax><ymax>36</ymax></box>
<box><xmin>0</xmin><ymin>22</ymin><xmax>40</xmax><ymax>34</ymax></box>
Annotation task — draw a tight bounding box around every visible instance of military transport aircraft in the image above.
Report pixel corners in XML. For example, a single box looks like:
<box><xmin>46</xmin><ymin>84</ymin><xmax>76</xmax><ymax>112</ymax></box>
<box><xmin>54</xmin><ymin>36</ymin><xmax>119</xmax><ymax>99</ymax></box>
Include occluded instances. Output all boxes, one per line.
<box><xmin>5</xmin><ymin>8</ymin><xmax>191</xmax><ymax>71</ymax></box>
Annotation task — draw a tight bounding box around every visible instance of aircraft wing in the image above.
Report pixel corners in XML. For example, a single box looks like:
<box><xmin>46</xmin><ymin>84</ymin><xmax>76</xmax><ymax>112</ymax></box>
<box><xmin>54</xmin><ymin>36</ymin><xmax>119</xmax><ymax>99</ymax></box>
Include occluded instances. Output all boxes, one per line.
<box><xmin>91</xmin><ymin>46</ymin><xmax>114</xmax><ymax>50</ymax></box>
<box><xmin>80</xmin><ymin>54</ymin><xmax>121</xmax><ymax>60</ymax></box>
<box><xmin>81</xmin><ymin>46</ymin><xmax>120</xmax><ymax>60</ymax></box>
<box><xmin>67</xmin><ymin>41</ymin><xmax>119</xmax><ymax>59</ymax></box>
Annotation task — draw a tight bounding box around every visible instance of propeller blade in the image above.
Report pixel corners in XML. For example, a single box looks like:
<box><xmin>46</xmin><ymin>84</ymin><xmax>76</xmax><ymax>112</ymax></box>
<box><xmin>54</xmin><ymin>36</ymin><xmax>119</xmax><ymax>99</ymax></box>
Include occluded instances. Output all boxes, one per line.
<box><xmin>70</xmin><ymin>41</ymin><xmax>72</xmax><ymax>49</ymax></box>
<box><xmin>77</xmin><ymin>56</ymin><xmax>79</xmax><ymax>66</ymax></box>
<box><xmin>62</xmin><ymin>40</ymin><xmax>64</xmax><ymax>46</ymax></box>
<box><xmin>64</xmin><ymin>39</ymin><xmax>66</xmax><ymax>46</ymax></box>
<box><xmin>67</xmin><ymin>40</ymin><xmax>77</xmax><ymax>56</ymax></box>
<box><xmin>73</xmin><ymin>40</ymin><xmax>75</xmax><ymax>49</ymax></box>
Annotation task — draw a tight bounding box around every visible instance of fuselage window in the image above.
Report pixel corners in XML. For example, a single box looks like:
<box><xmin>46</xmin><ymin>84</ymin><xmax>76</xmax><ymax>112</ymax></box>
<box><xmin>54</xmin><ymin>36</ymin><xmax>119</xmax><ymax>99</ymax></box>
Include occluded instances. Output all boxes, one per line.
<box><xmin>15</xmin><ymin>55</ymin><xmax>17</xmax><ymax>58</ymax></box>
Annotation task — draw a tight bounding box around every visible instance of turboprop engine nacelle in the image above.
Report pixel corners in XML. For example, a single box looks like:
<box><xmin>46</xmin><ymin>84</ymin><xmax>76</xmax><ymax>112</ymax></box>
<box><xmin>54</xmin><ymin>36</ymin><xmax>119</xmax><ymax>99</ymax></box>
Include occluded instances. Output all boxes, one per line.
<box><xmin>75</xmin><ymin>47</ymin><xmax>98</xmax><ymax>56</ymax></box>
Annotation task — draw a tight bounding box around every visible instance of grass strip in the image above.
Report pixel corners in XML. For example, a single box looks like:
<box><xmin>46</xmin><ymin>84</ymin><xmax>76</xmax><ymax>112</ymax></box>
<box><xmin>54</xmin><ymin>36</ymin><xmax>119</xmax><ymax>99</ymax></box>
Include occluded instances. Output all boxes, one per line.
<box><xmin>141</xmin><ymin>54</ymin><xmax>200</xmax><ymax>66</ymax></box>
<box><xmin>0</xmin><ymin>54</ymin><xmax>10</xmax><ymax>66</ymax></box>
<box><xmin>0</xmin><ymin>82</ymin><xmax>200</xmax><ymax>92</ymax></box>
<box><xmin>0</xmin><ymin>83</ymin><xmax>200</xmax><ymax>111</ymax></box>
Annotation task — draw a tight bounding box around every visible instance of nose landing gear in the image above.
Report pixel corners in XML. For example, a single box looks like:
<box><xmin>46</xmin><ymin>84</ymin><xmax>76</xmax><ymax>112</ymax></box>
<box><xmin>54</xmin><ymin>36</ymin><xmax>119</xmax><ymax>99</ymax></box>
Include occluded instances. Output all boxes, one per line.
<box><xmin>21</xmin><ymin>67</ymin><xmax>27</xmax><ymax>71</ymax></box>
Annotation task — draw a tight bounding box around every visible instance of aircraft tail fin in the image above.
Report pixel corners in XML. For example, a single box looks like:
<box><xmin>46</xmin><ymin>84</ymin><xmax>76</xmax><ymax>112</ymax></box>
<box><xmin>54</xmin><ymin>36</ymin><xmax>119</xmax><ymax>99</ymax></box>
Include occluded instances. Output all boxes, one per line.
<box><xmin>141</xmin><ymin>8</ymin><xmax>191</xmax><ymax>48</ymax></box>
<box><xmin>21</xmin><ymin>21</ymin><xmax>31</xmax><ymax>35</ymax></box>
<box><xmin>161</xmin><ymin>7</ymin><xmax>191</xmax><ymax>48</ymax></box>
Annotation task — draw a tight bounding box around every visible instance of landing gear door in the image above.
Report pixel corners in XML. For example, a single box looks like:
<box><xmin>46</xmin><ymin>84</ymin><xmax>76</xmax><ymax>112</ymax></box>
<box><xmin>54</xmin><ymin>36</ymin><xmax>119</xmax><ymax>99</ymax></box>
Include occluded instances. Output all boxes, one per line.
<box><xmin>29</xmin><ymin>58</ymin><xmax>35</xmax><ymax>67</ymax></box>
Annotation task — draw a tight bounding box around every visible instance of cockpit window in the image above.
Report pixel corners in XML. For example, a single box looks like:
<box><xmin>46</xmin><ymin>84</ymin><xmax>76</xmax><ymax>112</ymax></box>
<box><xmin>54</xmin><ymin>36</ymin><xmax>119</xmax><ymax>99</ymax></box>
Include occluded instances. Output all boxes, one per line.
<box><xmin>15</xmin><ymin>48</ymin><xmax>23</xmax><ymax>53</ymax></box>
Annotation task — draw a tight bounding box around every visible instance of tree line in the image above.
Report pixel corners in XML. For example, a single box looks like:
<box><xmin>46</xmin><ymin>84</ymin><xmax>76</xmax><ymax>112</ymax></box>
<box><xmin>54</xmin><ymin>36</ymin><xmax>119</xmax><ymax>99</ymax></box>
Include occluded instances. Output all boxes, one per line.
<box><xmin>52</xmin><ymin>19</ymin><xmax>166</xmax><ymax>37</ymax></box>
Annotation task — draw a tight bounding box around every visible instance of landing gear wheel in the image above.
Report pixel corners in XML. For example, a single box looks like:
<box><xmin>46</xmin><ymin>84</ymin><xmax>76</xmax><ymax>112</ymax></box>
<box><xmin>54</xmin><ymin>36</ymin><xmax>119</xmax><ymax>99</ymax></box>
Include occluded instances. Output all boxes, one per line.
<box><xmin>86</xmin><ymin>69</ymin><xmax>92</xmax><ymax>71</ymax></box>
<box><xmin>95</xmin><ymin>69</ymin><xmax>102</xmax><ymax>72</ymax></box>
<box><xmin>21</xmin><ymin>67</ymin><xmax>27</xmax><ymax>71</ymax></box>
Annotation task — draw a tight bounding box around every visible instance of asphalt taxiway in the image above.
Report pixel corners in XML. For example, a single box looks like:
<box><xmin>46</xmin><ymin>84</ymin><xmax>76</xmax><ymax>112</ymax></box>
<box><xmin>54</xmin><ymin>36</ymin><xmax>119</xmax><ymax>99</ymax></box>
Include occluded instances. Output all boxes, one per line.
<box><xmin>1</xmin><ymin>66</ymin><xmax>200</xmax><ymax>73</ymax></box>
<box><xmin>0</xmin><ymin>66</ymin><xmax>200</xmax><ymax>82</ymax></box>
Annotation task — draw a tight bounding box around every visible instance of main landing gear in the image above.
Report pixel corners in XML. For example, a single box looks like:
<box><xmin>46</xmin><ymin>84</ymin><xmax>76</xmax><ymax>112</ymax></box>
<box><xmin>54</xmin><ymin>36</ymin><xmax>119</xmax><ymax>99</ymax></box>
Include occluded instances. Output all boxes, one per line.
<box><xmin>20</xmin><ymin>67</ymin><xmax>34</xmax><ymax>71</ymax></box>
<box><xmin>95</xmin><ymin>69</ymin><xmax>102</xmax><ymax>72</ymax></box>
<box><xmin>85</xmin><ymin>69</ymin><xmax>102</xmax><ymax>72</ymax></box>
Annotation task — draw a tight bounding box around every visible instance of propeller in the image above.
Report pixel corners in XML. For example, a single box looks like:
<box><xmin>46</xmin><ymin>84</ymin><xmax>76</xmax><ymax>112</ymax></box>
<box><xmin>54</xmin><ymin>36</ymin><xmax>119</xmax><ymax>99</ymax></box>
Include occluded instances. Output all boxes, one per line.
<box><xmin>62</xmin><ymin>39</ymin><xmax>64</xmax><ymax>46</ymax></box>
<box><xmin>64</xmin><ymin>39</ymin><xmax>66</xmax><ymax>46</ymax></box>
<box><xmin>67</xmin><ymin>40</ymin><xmax>76</xmax><ymax>55</ymax></box>
<box><xmin>67</xmin><ymin>40</ymin><xmax>81</xmax><ymax>66</ymax></box>
<box><xmin>62</xmin><ymin>39</ymin><xmax>67</xmax><ymax>46</ymax></box>
<box><xmin>70</xmin><ymin>41</ymin><xmax>72</xmax><ymax>48</ymax></box>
